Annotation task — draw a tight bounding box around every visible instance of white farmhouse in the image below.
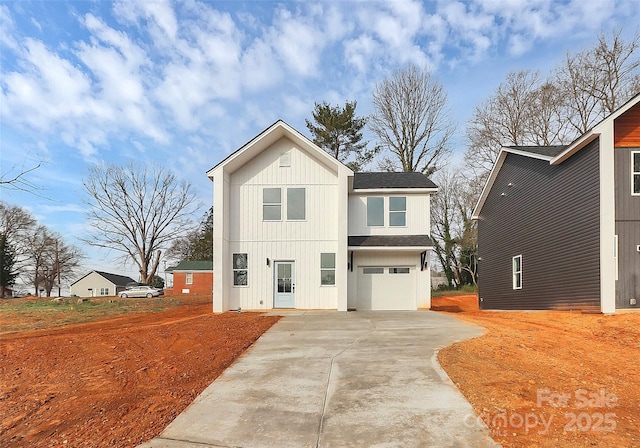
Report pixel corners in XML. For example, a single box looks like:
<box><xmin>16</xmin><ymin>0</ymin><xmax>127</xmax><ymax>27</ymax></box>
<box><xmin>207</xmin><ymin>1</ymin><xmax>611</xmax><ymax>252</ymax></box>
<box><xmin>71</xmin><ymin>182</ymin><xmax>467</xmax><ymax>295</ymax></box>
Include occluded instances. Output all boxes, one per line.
<box><xmin>208</xmin><ymin>121</ymin><xmax>437</xmax><ymax>312</ymax></box>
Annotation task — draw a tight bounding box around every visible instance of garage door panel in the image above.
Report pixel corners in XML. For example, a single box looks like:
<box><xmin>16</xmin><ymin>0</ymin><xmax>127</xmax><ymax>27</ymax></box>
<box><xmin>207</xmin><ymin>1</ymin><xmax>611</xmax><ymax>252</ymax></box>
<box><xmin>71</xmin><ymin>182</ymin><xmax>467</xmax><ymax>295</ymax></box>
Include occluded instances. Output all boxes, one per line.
<box><xmin>357</xmin><ymin>266</ymin><xmax>416</xmax><ymax>310</ymax></box>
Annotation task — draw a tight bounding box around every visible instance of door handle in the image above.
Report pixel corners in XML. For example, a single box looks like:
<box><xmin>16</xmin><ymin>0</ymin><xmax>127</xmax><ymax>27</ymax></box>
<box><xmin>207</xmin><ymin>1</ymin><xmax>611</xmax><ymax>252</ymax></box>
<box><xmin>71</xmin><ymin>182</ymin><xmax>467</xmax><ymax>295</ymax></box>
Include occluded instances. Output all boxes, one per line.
<box><xmin>292</xmin><ymin>284</ymin><xmax>295</xmax><ymax>292</ymax></box>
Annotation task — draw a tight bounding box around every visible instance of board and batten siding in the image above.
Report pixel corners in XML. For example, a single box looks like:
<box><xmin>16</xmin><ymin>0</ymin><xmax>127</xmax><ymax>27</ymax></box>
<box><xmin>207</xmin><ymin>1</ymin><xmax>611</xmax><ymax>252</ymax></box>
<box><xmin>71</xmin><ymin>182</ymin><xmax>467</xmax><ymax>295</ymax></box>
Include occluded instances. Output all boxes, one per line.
<box><xmin>477</xmin><ymin>140</ymin><xmax>601</xmax><ymax>310</ymax></box>
<box><xmin>613</xmin><ymin>127</ymin><xmax>640</xmax><ymax>308</ymax></box>
<box><xmin>348</xmin><ymin>194</ymin><xmax>430</xmax><ymax>236</ymax></box>
<box><xmin>228</xmin><ymin>137</ymin><xmax>340</xmax><ymax>310</ymax></box>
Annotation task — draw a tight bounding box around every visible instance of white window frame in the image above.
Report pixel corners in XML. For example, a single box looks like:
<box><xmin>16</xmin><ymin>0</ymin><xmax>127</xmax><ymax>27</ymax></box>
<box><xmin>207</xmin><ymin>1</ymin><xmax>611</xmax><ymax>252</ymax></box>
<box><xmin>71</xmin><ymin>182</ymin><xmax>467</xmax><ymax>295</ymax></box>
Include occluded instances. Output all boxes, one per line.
<box><xmin>100</xmin><ymin>287</ymin><xmax>109</xmax><ymax>296</ymax></box>
<box><xmin>233</xmin><ymin>253</ymin><xmax>248</xmax><ymax>287</ymax></box>
<box><xmin>632</xmin><ymin>151</ymin><xmax>640</xmax><ymax>195</ymax></box>
<box><xmin>320</xmin><ymin>253</ymin><xmax>336</xmax><ymax>286</ymax></box>
<box><xmin>287</xmin><ymin>187</ymin><xmax>306</xmax><ymax>221</ymax></box>
<box><xmin>512</xmin><ymin>255</ymin><xmax>522</xmax><ymax>290</ymax></box>
<box><xmin>389</xmin><ymin>267</ymin><xmax>410</xmax><ymax>274</ymax></box>
<box><xmin>263</xmin><ymin>188</ymin><xmax>282</xmax><ymax>221</ymax></box>
<box><xmin>185</xmin><ymin>272</ymin><xmax>193</xmax><ymax>285</ymax></box>
<box><xmin>389</xmin><ymin>196</ymin><xmax>407</xmax><ymax>227</ymax></box>
<box><xmin>366</xmin><ymin>197</ymin><xmax>384</xmax><ymax>227</ymax></box>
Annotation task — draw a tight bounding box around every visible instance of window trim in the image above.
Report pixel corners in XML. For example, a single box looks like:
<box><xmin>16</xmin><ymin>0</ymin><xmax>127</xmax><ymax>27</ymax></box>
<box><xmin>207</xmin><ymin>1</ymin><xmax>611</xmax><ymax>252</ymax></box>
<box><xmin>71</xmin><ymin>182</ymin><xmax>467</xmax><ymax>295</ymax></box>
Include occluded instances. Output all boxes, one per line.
<box><xmin>287</xmin><ymin>187</ymin><xmax>306</xmax><ymax>221</ymax></box>
<box><xmin>233</xmin><ymin>253</ymin><xmax>248</xmax><ymax>287</ymax></box>
<box><xmin>366</xmin><ymin>196</ymin><xmax>384</xmax><ymax>227</ymax></box>
<box><xmin>389</xmin><ymin>267</ymin><xmax>410</xmax><ymax>274</ymax></box>
<box><xmin>632</xmin><ymin>151</ymin><xmax>640</xmax><ymax>196</ymax></box>
<box><xmin>263</xmin><ymin>188</ymin><xmax>282</xmax><ymax>221</ymax></box>
<box><xmin>185</xmin><ymin>272</ymin><xmax>193</xmax><ymax>285</ymax></box>
<box><xmin>320</xmin><ymin>252</ymin><xmax>336</xmax><ymax>286</ymax></box>
<box><xmin>512</xmin><ymin>255</ymin><xmax>522</xmax><ymax>290</ymax></box>
<box><xmin>389</xmin><ymin>196</ymin><xmax>407</xmax><ymax>227</ymax></box>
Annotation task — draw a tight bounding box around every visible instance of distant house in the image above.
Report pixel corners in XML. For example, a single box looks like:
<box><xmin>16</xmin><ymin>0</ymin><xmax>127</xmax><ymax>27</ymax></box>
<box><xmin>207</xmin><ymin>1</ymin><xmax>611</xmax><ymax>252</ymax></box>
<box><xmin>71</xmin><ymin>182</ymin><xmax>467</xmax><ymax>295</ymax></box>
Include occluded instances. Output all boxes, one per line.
<box><xmin>165</xmin><ymin>260</ymin><xmax>213</xmax><ymax>295</ymax></box>
<box><xmin>70</xmin><ymin>271</ymin><xmax>136</xmax><ymax>297</ymax></box>
<box><xmin>207</xmin><ymin>120</ymin><xmax>437</xmax><ymax>312</ymax></box>
<box><xmin>473</xmin><ymin>93</ymin><xmax>640</xmax><ymax>313</ymax></box>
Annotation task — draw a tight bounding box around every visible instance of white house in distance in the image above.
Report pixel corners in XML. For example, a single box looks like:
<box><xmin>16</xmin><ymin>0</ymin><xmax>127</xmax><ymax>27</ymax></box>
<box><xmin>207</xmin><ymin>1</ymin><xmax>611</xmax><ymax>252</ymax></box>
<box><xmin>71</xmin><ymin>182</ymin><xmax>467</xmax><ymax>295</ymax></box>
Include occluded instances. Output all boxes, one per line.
<box><xmin>207</xmin><ymin>121</ymin><xmax>437</xmax><ymax>312</ymax></box>
<box><xmin>70</xmin><ymin>270</ymin><xmax>135</xmax><ymax>297</ymax></box>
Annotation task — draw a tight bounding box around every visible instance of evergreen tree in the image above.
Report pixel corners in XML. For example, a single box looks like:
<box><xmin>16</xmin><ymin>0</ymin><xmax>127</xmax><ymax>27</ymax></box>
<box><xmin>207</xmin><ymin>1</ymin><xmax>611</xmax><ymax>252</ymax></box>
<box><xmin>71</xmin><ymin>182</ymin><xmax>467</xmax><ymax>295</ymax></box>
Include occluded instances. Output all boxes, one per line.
<box><xmin>0</xmin><ymin>233</ymin><xmax>18</xmax><ymax>297</ymax></box>
<box><xmin>305</xmin><ymin>101</ymin><xmax>378</xmax><ymax>171</ymax></box>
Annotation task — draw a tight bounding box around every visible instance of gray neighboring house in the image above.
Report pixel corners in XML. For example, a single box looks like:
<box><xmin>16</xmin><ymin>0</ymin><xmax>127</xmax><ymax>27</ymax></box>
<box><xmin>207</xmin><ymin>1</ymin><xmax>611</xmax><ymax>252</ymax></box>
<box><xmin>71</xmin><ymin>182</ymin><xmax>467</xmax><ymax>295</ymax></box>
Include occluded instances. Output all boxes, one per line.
<box><xmin>473</xmin><ymin>93</ymin><xmax>640</xmax><ymax>313</ymax></box>
<box><xmin>70</xmin><ymin>271</ymin><xmax>136</xmax><ymax>297</ymax></box>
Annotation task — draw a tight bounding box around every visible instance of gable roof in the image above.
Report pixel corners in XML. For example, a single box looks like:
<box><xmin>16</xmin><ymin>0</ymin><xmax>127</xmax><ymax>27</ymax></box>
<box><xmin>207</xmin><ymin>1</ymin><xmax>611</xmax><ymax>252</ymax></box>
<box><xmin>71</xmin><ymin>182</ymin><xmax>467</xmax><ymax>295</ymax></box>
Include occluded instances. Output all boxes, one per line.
<box><xmin>473</xmin><ymin>93</ymin><xmax>640</xmax><ymax>220</ymax></box>
<box><xmin>166</xmin><ymin>260</ymin><xmax>213</xmax><ymax>272</ymax></box>
<box><xmin>70</xmin><ymin>270</ymin><xmax>136</xmax><ymax>287</ymax></box>
<box><xmin>206</xmin><ymin>120</ymin><xmax>354</xmax><ymax>178</ymax></box>
<box><xmin>353</xmin><ymin>172</ymin><xmax>438</xmax><ymax>190</ymax></box>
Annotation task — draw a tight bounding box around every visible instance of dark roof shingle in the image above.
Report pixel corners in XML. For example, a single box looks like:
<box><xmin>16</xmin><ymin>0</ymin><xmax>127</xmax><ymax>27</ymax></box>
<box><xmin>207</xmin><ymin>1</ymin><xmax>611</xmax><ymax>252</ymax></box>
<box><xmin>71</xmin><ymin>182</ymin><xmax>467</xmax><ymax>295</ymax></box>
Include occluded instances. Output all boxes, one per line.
<box><xmin>348</xmin><ymin>235</ymin><xmax>434</xmax><ymax>247</ymax></box>
<box><xmin>505</xmin><ymin>145</ymin><xmax>567</xmax><ymax>158</ymax></box>
<box><xmin>353</xmin><ymin>172</ymin><xmax>437</xmax><ymax>189</ymax></box>
<box><xmin>166</xmin><ymin>260</ymin><xmax>213</xmax><ymax>272</ymax></box>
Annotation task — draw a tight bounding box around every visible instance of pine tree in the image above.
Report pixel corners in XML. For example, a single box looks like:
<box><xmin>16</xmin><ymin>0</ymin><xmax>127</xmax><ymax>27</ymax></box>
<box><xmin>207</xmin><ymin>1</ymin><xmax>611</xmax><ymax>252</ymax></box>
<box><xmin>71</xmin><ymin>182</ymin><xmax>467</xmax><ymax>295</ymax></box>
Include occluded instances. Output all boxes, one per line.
<box><xmin>0</xmin><ymin>233</ymin><xmax>18</xmax><ymax>297</ymax></box>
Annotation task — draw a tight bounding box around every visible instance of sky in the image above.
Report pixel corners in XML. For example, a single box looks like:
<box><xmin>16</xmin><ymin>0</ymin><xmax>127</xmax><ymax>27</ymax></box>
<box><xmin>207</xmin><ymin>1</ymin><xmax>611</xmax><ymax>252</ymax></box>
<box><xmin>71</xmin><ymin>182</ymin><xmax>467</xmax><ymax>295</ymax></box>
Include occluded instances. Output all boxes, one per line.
<box><xmin>1</xmin><ymin>0</ymin><xmax>639</xmax><ymax>292</ymax></box>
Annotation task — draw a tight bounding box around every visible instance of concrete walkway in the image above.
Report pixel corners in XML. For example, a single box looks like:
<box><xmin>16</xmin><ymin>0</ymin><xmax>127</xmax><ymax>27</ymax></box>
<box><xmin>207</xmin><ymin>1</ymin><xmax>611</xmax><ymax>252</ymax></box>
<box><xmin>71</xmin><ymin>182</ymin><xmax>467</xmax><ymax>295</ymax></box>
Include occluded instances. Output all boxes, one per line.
<box><xmin>139</xmin><ymin>311</ymin><xmax>499</xmax><ymax>448</ymax></box>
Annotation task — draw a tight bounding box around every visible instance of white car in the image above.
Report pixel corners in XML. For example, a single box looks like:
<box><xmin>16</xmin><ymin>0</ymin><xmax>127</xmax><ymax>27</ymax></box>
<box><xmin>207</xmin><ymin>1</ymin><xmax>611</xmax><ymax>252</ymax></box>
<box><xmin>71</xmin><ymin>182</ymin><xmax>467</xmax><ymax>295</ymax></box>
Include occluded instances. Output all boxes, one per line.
<box><xmin>119</xmin><ymin>285</ymin><xmax>164</xmax><ymax>298</ymax></box>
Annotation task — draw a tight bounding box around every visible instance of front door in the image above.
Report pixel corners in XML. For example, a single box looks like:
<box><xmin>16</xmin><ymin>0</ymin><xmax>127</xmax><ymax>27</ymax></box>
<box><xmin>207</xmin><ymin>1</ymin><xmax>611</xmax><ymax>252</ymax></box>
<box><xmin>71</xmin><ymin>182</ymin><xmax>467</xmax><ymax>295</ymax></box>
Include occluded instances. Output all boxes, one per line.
<box><xmin>274</xmin><ymin>261</ymin><xmax>295</xmax><ymax>308</ymax></box>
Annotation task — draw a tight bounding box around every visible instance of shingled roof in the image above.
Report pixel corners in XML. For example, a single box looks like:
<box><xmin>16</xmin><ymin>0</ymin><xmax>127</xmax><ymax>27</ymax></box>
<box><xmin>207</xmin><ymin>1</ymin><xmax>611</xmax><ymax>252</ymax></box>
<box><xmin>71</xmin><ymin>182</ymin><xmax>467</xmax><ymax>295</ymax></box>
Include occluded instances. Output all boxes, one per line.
<box><xmin>70</xmin><ymin>270</ymin><xmax>135</xmax><ymax>287</ymax></box>
<box><xmin>348</xmin><ymin>235</ymin><xmax>434</xmax><ymax>248</ymax></box>
<box><xmin>504</xmin><ymin>145</ymin><xmax>568</xmax><ymax>158</ymax></box>
<box><xmin>353</xmin><ymin>172</ymin><xmax>437</xmax><ymax>189</ymax></box>
<box><xmin>166</xmin><ymin>260</ymin><xmax>213</xmax><ymax>272</ymax></box>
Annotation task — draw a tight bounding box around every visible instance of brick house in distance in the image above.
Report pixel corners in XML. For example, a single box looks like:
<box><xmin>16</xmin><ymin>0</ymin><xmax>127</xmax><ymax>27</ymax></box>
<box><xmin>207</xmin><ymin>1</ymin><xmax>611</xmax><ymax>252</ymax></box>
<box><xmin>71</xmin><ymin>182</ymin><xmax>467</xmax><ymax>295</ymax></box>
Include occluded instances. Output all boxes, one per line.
<box><xmin>165</xmin><ymin>261</ymin><xmax>213</xmax><ymax>295</ymax></box>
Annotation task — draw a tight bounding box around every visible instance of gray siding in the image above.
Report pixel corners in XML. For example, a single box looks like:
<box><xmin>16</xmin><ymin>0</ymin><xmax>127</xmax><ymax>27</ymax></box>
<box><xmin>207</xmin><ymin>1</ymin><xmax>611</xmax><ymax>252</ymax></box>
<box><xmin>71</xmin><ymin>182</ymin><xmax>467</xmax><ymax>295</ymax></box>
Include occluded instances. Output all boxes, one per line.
<box><xmin>478</xmin><ymin>140</ymin><xmax>601</xmax><ymax>310</ymax></box>
<box><xmin>614</xmin><ymin>147</ymin><xmax>640</xmax><ymax>308</ymax></box>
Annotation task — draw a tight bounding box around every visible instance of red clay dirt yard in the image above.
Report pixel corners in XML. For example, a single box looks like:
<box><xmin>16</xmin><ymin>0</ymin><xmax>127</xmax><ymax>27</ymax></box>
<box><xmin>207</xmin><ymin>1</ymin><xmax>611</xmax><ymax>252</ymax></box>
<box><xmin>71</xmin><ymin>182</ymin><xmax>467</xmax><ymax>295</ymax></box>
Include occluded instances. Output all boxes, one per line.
<box><xmin>434</xmin><ymin>294</ymin><xmax>640</xmax><ymax>448</ymax></box>
<box><xmin>0</xmin><ymin>295</ymin><xmax>279</xmax><ymax>447</ymax></box>
<box><xmin>1</xmin><ymin>293</ymin><xmax>639</xmax><ymax>447</ymax></box>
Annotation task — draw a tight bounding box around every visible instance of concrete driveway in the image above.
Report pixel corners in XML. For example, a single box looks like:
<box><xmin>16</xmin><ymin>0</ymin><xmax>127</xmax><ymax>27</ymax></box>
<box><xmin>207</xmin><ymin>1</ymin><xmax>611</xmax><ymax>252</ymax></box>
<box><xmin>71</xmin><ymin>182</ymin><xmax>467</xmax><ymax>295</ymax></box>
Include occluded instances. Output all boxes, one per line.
<box><xmin>139</xmin><ymin>311</ymin><xmax>499</xmax><ymax>448</ymax></box>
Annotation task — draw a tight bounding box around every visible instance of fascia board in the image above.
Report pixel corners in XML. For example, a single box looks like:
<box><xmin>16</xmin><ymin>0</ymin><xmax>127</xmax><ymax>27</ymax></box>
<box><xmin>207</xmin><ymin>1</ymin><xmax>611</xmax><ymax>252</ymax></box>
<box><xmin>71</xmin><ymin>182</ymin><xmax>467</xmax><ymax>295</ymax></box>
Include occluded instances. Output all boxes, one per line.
<box><xmin>348</xmin><ymin>246</ymin><xmax>434</xmax><ymax>251</ymax></box>
<box><xmin>472</xmin><ymin>150</ymin><xmax>507</xmax><ymax>220</ymax></box>
<box><xmin>351</xmin><ymin>188</ymin><xmax>438</xmax><ymax>194</ymax></box>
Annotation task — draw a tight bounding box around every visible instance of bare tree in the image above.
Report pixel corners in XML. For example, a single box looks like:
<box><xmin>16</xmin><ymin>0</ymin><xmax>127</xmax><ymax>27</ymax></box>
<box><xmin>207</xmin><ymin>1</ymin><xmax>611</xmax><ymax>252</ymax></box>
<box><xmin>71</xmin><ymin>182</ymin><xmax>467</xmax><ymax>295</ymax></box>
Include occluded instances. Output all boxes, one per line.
<box><xmin>0</xmin><ymin>161</ymin><xmax>42</xmax><ymax>193</ymax></box>
<box><xmin>555</xmin><ymin>29</ymin><xmax>640</xmax><ymax>135</ymax></box>
<box><xmin>431</xmin><ymin>168</ymin><xmax>481</xmax><ymax>288</ymax></box>
<box><xmin>23</xmin><ymin>226</ymin><xmax>83</xmax><ymax>296</ymax></box>
<box><xmin>370</xmin><ymin>64</ymin><xmax>455</xmax><ymax>175</ymax></box>
<box><xmin>83</xmin><ymin>163</ymin><xmax>199</xmax><ymax>284</ymax></box>
<box><xmin>465</xmin><ymin>70</ymin><xmax>547</xmax><ymax>175</ymax></box>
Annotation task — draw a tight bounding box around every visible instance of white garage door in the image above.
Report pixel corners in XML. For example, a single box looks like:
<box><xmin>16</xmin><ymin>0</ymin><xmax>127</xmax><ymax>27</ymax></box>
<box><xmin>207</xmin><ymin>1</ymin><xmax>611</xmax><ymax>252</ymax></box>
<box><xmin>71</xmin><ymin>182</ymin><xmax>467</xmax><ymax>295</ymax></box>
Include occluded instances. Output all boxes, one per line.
<box><xmin>357</xmin><ymin>266</ymin><xmax>416</xmax><ymax>310</ymax></box>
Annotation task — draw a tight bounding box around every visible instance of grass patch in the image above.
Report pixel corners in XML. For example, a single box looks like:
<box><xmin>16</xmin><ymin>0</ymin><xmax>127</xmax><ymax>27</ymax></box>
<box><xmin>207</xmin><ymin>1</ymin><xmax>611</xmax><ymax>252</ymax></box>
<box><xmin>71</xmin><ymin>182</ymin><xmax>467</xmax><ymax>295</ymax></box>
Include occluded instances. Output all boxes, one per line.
<box><xmin>0</xmin><ymin>295</ymin><xmax>210</xmax><ymax>332</ymax></box>
<box><xmin>431</xmin><ymin>285</ymin><xmax>478</xmax><ymax>298</ymax></box>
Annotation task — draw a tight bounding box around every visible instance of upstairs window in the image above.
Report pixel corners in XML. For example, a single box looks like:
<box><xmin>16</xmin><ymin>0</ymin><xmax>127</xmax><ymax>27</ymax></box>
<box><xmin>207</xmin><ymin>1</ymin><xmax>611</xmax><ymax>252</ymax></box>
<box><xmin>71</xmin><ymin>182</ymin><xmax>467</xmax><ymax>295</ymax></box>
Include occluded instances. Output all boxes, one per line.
<box><xmin>287</xmin><ymin>188</ymin><xmax>306</xmax><ymax>220</ymax></box>
<box><xmin>633</xmin><ymin>151</ymin><xmax>640</xmax><ymax>195</ymax></box>
<box><xmin>367</xmin><ymin>197</ymin><xmax>384</xmax><ymax>226</ymax></box>
<box><xmin>389</xmin><ymin>197</ymin><xmax>406</xmax><ymax>226</ymax></box>
<box><xmin>263</xmin><ymin>188</ymin><xmax>281</xmax><ymax>221</ymax></box>
<box><xmin>512</xmin><ymin>255</ymin><xmax>522</xmax><ymax>290</ymax></box>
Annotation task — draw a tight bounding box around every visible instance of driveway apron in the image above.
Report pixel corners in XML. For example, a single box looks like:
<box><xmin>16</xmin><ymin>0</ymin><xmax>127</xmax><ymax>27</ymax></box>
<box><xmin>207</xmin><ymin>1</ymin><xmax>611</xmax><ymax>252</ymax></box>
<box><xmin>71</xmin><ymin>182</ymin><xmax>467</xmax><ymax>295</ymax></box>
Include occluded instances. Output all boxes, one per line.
<box><xmin>139</xmin><ymin>311</ymin><xmax>500</xmax><ymax>448</ymax></box>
